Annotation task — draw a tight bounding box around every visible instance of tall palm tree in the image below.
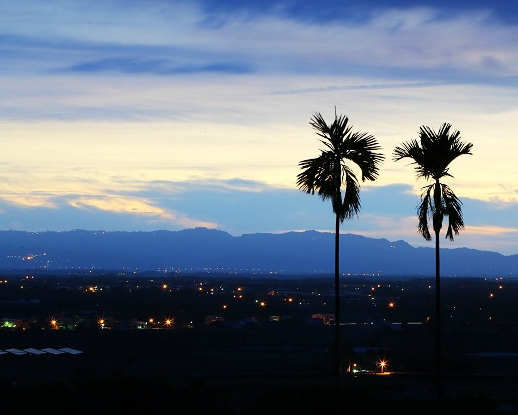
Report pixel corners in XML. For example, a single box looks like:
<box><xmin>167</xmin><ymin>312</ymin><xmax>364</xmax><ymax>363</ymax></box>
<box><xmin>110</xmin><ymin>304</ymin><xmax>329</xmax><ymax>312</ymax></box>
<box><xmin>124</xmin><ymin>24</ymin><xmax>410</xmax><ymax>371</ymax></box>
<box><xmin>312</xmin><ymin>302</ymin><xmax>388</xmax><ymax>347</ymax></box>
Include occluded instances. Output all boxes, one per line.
<box><xmin>297</xmin><ymin>110</ymin><xmax>384</xmax><ymax>389</ymax></box>
<box><xmin>393</xmin><ymin>122</ymin><xmax>473</xmax><ymax>403</ymax></box>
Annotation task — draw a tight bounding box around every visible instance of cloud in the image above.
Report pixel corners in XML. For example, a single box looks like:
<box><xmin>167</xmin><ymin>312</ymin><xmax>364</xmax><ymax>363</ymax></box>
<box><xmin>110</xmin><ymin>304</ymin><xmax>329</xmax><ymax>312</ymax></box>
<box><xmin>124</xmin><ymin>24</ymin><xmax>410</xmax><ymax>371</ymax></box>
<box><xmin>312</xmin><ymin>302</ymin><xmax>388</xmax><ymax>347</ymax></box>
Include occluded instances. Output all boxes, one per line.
<box><xmin>68</xmin><ymin>196</ymin><xmax>216</xmax><ymax>229</ymax></box>
<box><xmin>464</xmin><ymin>225</ymin><xmax>518</xmax><ymax>236</ymax></box>
<box><xmin>3</xmin><ymin>1</ymin><xmax>518</xmax><ymax>82</ymax></box>
<box><xmin>66</xmin><ymin>57</ymin><xmax>252</xmax><ymax>75</ymax></box>
<box><xmin>1</xmin><ymin>195</ymin><xmax>58</xmax><ymax>209</ymax></box>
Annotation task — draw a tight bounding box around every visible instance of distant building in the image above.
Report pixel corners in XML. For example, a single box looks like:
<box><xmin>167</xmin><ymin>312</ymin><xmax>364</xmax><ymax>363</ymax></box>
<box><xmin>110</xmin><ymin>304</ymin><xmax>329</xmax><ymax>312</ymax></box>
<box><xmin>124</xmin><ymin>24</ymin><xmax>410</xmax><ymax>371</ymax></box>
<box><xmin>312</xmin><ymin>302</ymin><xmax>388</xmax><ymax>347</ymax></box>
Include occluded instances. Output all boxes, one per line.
<box><xmin>205</xmin><ymin>315</ymin><xmax>225</xmax><ymax>324</ymax></box>
<box><xmin>308</xmin><ymin>313</ymin><xmax>334</xmax><ymax>325</ymax></box>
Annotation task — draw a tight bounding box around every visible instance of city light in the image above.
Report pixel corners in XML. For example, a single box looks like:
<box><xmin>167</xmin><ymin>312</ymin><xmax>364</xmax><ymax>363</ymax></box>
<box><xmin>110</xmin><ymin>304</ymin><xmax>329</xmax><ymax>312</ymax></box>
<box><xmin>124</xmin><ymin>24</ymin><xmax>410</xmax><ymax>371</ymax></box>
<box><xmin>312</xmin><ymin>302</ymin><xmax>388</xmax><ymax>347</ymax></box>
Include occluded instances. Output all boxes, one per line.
<box><xmin>377</xmin><ymin>359</ymin><xmax>388</xmax><ymax>373</ymax></box>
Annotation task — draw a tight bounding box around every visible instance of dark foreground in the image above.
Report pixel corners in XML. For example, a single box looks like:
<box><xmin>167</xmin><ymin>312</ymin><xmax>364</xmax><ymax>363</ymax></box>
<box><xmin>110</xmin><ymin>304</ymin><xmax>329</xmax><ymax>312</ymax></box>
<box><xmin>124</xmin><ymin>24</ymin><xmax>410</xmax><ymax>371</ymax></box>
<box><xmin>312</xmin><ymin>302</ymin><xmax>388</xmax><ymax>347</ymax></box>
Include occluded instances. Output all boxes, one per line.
<box><xmin>0</xmin><ymin>329</ymin><xmax>517</xmax><ymax>415</ymax></box>
<box><xmin>0</xmin><ymin>370</ymin><xmax>516</xmax><ymax>414</ymax></box>
<box><xmin>2</xmin><ymin>274</ymin><xmax>518</xmax><ymax>413</ymax></box>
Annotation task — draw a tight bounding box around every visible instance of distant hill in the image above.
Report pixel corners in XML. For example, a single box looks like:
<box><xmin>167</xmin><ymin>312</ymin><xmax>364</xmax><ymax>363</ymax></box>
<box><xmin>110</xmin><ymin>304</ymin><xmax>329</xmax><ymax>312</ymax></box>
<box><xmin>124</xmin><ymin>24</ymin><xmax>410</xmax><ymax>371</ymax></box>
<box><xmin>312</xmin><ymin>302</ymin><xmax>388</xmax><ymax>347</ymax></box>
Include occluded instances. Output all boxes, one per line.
<box><xmin>0</xmin><ymin>228</ymin><xmax>516</xmax><ymax>277</ymax></box>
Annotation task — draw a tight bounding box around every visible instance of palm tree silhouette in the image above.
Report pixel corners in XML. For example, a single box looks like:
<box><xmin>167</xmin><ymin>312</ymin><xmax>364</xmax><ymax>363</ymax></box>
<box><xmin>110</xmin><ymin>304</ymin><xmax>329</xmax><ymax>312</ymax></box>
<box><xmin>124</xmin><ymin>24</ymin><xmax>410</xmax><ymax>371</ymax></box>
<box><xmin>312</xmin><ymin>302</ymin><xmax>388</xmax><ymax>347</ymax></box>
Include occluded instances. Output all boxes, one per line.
<box><xmin>297</xmin><ymin>110</ymin><xmax>384</xmax><ymax>389</ymax></box>
<box><xmin>393</xmin><ymin>122</ymin><xmax>473</xmax><ymax>404</ymax></box>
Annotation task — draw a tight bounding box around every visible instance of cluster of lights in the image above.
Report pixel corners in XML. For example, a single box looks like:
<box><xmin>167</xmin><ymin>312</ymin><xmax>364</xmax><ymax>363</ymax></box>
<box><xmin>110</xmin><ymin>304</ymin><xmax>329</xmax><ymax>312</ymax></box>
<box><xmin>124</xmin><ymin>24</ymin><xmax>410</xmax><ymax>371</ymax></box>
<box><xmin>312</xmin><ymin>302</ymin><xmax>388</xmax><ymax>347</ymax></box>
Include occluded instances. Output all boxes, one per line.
<box><xmin>15</xmin><ymin>276</ymin><xmax>513</xmax><ymax>335</ymax></box>
<box><xmin>147</xmin><ymin>318</ymin><xmax>173</xmax><ymax>328</ymax></box>
<box><xmin>348</xmin><ymin>359</ymin><xmax>389</xmax><ymax>374</ymax></box>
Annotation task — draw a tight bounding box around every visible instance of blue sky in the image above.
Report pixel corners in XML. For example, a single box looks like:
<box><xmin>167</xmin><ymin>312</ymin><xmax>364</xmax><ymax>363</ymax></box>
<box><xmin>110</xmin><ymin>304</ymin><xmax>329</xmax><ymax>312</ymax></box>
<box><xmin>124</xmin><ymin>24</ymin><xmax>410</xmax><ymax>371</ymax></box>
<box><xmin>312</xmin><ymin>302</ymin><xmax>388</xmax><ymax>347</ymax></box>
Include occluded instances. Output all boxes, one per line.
<box><xmin>1</xmin><ymin>0</ymin><xmax>517</xmax><ymax>255</ymax></box>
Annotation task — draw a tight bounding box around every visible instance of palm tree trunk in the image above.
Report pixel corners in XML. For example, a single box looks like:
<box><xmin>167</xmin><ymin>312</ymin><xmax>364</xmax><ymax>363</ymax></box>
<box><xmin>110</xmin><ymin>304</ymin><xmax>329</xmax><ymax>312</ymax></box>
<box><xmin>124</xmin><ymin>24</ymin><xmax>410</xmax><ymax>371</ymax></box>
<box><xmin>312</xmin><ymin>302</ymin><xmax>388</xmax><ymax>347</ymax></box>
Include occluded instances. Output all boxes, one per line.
<box><xmin>433</xmin><ymin>180</ymin><xmax>442</xmax><ymax>407</ymax></box>
<box><xmin>435</xmin><ymin>229</ymin><xmax>442</xmax><ymax>405</ymax></box>
<box><xmin>334</xmin><ymin>211</ymin><xmax>341</xmax><ymax>391</ymax></box>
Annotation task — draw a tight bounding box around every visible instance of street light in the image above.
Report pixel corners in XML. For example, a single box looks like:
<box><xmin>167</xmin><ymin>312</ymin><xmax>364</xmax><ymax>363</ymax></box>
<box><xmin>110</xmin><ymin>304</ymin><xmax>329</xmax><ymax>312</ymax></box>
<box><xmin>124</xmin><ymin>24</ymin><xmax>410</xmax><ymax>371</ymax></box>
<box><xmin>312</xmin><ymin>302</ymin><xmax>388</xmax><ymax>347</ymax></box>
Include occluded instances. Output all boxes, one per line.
<box><xmin>377</xmin><ymin>359</ymin><xmax>387</xmax><ymax>373</ymax></box>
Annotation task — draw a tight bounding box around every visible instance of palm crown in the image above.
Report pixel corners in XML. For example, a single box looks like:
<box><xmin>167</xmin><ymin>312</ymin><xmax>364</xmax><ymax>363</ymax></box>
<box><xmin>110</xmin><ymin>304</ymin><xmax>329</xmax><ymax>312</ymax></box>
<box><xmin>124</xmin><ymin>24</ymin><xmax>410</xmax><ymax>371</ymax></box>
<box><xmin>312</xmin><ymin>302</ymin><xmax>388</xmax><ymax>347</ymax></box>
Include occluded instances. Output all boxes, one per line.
<box><xmin>393</xmin><ymin>123</ymin><xmax>473</xmax><ymax>241</ymax></box>
<box><xmin>297</xmin><ymin>112</ymin><xmax>384</xmax><ymax>221</ymax></box>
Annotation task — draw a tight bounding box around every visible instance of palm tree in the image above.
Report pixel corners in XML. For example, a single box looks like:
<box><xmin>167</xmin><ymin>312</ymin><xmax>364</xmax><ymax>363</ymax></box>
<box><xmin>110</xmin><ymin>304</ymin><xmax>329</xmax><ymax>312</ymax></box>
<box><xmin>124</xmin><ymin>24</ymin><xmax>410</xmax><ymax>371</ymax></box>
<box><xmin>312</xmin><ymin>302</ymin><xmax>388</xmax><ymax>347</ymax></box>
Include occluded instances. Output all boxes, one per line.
<box><xmin>393</xmin><ymin>122</ymin><xmax>473</xmax><ymax>404</ymax></box>
<box><xmin>297</xmin><ymin>110</ymin><xmax>384</xmax><ymax>389</ymax></box>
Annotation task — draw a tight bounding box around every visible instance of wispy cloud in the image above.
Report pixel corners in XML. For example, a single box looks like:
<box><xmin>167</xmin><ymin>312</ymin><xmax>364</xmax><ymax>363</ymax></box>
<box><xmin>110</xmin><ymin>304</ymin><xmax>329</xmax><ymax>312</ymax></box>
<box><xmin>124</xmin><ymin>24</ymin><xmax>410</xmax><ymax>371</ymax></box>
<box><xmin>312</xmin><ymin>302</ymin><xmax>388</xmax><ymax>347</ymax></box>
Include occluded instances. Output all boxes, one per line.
<box><xmin>1</xmin><ymin>195</ymin><xmax>58</xmax><ymax>209</ymax></box>
<box><xmin>68</xmin><ymin>196</ymin><xmax>216</xmax><ymax>229</ymax></box>
<box><xmin>66</xmin><ymin>58</ymin><xmax>252</xmax><ymax>75</ymax></box>
<box><xmin>3</xmin><ymin>2</ymin><xmax>517</xmax><ymax>82</ymax></box>
<box><xmin>464</xmin><ymin>224</ymin><xmax>518</xmax><ymax>236</ymax></box>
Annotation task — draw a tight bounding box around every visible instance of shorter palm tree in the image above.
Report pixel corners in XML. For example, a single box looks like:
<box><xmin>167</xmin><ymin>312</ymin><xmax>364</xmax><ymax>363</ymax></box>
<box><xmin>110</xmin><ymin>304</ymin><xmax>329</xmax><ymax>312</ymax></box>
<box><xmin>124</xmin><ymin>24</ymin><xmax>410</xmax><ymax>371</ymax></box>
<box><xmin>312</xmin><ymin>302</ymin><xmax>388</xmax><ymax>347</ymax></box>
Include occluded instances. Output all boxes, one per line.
<box><xmin>393</xmin><ymin>122</ymin><xmax>472</xmax><ymax>404</ymax></box>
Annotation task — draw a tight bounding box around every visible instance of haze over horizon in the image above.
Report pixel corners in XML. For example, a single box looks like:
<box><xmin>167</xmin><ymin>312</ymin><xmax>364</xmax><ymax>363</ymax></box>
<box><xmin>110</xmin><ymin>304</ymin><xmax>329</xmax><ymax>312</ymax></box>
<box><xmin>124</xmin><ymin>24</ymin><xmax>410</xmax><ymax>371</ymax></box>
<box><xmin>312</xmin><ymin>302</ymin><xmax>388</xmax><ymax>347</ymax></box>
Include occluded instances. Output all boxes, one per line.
<box><xmin>1</xmin><ymin>0</ymin><xmax>517</xmax><ymax>255</ymax></box>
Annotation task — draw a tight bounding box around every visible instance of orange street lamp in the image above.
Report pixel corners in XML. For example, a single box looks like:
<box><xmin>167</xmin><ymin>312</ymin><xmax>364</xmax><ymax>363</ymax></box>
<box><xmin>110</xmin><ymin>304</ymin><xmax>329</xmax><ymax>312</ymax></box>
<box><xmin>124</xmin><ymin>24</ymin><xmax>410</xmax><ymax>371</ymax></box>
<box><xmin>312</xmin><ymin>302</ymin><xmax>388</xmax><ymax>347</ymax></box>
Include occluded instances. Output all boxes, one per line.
<box><xmin>378</xmin><ymin>359</ymin><xmax>388</xmax><ymax>373</ymax></box>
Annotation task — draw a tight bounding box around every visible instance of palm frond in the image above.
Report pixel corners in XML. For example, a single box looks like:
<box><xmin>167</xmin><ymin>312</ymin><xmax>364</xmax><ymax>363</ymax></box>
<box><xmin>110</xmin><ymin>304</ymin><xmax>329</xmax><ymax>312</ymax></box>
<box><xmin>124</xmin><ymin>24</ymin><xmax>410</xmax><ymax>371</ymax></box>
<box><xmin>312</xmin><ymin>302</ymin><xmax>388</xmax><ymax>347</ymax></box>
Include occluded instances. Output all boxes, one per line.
<box><xmin>297</xmin><ymin>152</ymin><xmax>336</xmax><ymax>200</ymax></box>
<box><xmin>418</xmin><ymin>123</ymin><xmax>473</xmax><ymax>180</ymax></box>
<box><xmin>417</xmin><ymin>184</ymin><xmax>433</xmax><ymax>241</ymax></box>
<box><xmin>340</xmin><ymin>167</ymin><xmax>361</xmax><ymax>221</ymax></box>
<box><xmin>343</xmin><ymin>131</ymin><xmax>384</xmax><ymax>181</ymax></box>
<box><xmin>441</xmin><ymin>184</ymin><xmax>464</xmax><ymax>241</ymax></box>
<box><xmin>310</xmin><ymin>112</ymin><xmax>353</xmax><ymax>152</ymax></box>
<box><xmin>392</xmin><ymin>139</ymin><xmax>429</xmax><ymax>179</ymax></box>
<box><xmin>297</xmin><ymin>157</ymin><xmax>322</xmax><ymax>195</ymax></box>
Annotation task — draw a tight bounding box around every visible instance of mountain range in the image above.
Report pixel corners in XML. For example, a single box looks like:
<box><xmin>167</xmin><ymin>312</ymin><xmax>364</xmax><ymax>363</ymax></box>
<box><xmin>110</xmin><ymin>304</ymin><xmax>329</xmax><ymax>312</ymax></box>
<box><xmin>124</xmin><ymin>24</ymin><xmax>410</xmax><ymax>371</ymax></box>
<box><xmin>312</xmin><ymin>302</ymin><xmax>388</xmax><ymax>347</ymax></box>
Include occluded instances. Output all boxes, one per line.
<box><xmin>0</xmin><ymin>228</ymin><xmax>516</xmax><ymax>278</ymax></box>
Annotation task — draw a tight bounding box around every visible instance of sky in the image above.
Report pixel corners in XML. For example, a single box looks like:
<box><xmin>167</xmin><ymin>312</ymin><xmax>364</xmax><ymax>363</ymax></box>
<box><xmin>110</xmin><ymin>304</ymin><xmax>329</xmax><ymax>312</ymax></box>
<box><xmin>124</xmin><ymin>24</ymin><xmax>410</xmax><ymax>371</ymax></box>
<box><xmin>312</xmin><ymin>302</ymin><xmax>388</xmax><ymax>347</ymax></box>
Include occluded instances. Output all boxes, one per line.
<box><xmin>1</xmin><ymin>0</ymin><xmax>517</xmax><ymax>255</ymax></box>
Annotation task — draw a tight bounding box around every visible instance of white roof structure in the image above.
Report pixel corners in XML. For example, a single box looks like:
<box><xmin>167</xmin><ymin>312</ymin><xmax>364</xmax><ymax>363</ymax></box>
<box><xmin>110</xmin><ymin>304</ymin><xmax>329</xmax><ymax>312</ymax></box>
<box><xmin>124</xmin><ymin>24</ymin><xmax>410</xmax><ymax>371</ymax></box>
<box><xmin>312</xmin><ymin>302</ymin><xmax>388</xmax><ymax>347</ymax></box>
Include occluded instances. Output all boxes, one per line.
<box><xmin>0</xmin><ymin>347</ymin><xmax>83</xmax><ymax>355</ymax></box>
